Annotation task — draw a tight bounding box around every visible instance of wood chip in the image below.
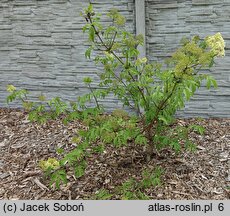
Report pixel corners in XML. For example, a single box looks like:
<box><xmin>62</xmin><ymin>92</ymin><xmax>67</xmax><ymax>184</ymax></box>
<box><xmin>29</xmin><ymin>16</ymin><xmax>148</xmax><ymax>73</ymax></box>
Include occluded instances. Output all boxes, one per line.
<box><xmin>33</xmin><ymin>178</ymin><xmax>49</xmax><ymax>191</ymax></box>
<box><xmin>22</xmin><ymin>171</ymin><xmax>41</xmax><ymax>179</ymax></box>
<box><xmin>172</xmin><ymin>191</ymin><xmax>190</xmax><ymax>196</ymax></box>
<box><xmin>0</xmin><ymin>108</ymin><xmax>229</xmax><ymax>199</ymax></box>
<box><xmin>11</xmin><ymin>142</ymin><xmax>27</xmax><ymax>149</ymax></box>
<box><xmin>197</xmin><ymin>145</ymin><xmax>205</xmax><ymax>150</ymax></box>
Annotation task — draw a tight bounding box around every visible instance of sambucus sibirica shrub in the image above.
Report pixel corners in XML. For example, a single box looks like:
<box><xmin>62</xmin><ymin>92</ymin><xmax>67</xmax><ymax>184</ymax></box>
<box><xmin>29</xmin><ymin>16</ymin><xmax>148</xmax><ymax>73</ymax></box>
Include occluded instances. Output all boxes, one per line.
<box><xmin>6</xmin><ymin>4</ymin><xmax>225</xmax><ymax>191</ymax></box>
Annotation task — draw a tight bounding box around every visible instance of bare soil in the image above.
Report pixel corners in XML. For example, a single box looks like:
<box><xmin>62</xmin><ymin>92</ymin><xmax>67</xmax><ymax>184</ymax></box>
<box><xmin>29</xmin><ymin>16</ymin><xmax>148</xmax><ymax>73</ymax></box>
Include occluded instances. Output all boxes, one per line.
<box><xmin>0</xmin><ymin>108</ymin><xmax>229</xmax><ymax>200</ymax></box>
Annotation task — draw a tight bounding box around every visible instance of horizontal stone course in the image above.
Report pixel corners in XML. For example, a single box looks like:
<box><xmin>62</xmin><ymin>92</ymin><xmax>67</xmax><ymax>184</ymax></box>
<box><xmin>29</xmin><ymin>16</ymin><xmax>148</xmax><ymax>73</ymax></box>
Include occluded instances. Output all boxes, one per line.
<box><xmin>0</xmin><ymin>0</ymin><xmax>229</xmax><ymax>117</ymax></box>
<box><xmin>0</xmin><ymin>0</ymin><xmax>134</xmax><ymax>111</ymax></box>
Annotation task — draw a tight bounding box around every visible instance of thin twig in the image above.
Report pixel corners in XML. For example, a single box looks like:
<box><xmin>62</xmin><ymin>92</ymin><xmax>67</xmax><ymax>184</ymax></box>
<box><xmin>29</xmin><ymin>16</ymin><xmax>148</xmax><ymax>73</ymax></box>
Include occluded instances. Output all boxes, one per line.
<box><xmin>88</xmin><ymin>84</ymin><xmax>100</xmax><ymax>109</ymax></box>
<box><xmin>87</xmin><ymin>14</ymin><xmax>124</xmax><ymax>65</ymax></box>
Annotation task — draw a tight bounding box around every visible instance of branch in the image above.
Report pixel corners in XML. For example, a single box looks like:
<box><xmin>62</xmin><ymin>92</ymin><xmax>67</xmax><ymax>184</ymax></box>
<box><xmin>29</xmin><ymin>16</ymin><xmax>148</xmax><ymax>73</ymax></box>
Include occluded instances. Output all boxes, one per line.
<box><xmin>86</xmin><ymin>13</ymin><xmax>144</xmax><ymax>115</ymax></box>
<box><xmin>141</xmin><ymin>82</ymin><xmax>178</xmax><ymax>135</ymax></box>
<box><xmin>88</xmin><ymin>84</ymin><xmax>100</xmax><ymax>109</ymax></box>
<box><xmin>87</xmin><ymin>14</ymin><xmax>124</xmax><ymax>65</ymax></box>
<box><xmin>108</xmin><ymin>31</ymin><xmax>117</xmax><ymax>50</ymax></box>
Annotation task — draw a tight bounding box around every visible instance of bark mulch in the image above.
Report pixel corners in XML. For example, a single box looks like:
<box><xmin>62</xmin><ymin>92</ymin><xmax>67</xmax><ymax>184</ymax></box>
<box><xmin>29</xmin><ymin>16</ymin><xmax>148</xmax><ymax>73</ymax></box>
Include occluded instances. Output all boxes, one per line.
<box><xmin>0</xmin><ymin>108</ymin><xmax>229</xmax><ymax>200</ymax></box>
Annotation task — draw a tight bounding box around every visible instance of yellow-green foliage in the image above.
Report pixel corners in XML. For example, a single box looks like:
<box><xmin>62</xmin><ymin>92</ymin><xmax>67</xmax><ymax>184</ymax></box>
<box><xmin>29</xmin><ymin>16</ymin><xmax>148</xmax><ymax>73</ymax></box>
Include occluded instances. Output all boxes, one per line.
<box><xmin>111</xmin><ymin>109</ymin><xmax>129</xmax><ymax>120</ymax></box>
<box><xmin>6</xmin><ymin>84</ymin><xmax>16</xmax><ymax>93</ymax></box>
<box><xmin>107</xmin><ymin>8</ymin><xmax>126</xmax><ymax>26</ymax></box>
<box><xmin>171</xmin><ymin>33</ymin><xmax>225</xmax><ymax>79</ymax></box>
<box><xmin>71</xmin><ymin>136</ymin><xmax>82</xmax><ymax>144</ymax></box>
<box><xmin>39</xmin><ymin>158</ymin><xmax>60</xmax><ymax>171</ymax></box>
<box><xmin>205</xmin><ymin>32</ymin><xmax>225</xmax><ymax>57</ymax></box>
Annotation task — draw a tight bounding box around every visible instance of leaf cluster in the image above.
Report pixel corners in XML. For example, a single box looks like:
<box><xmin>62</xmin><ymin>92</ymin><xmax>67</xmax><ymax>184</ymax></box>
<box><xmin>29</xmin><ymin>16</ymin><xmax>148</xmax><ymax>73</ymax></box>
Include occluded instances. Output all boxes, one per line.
<box><xmin>81</xmin><ymin>3</ymin><xmax>224</xmax><ymax>157</ymax></box>
<box><xmin>116</xmin><ymin>167</ymin><xmax>163</xmax><ymax>200</ymax></box>
<box><xmin>92</xmin><ymin>167</ymin><xmax>163</xmax><ymax>200</ymax></box>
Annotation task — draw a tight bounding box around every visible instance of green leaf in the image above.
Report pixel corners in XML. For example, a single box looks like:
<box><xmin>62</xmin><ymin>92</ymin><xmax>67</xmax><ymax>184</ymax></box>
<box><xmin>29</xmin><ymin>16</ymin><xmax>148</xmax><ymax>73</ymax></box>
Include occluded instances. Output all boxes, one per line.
<box><xmin>94</xmin><ymin>189</ymin><xmax>112</xmax><ymax>200</ymax></box>
<box><xmin>185</xmin><ymin>140</ymin><xmax>197</xmax><ymax>152</ymax></box>
<box><xmin>89</xmin><ymin>26</ymin><xmax>95</xmax><ymax>42</ymax></box>
<box><xmin>49</xmin><ymin>169</ymin><xmax>67</xmax><ymax>189</ymax></box>
<box><xmin>135</xmin><ymin>134</ymin><xmax>147</xmax><ymax>145</ymax></box>
<box><xmin>85</xmin><ymin>47</ymin><xmax>93</xmax><ymax>59</ymax></box>
<box><xmin>170</xmin><ymin>140</ymin><xmax>181</xmax><ymax>153</ymax></box>
<box><xmin>189</xmin><ymin>124</ymin><xmax>205</xmax><ymax>135</ymax></box>
<box><xmin>206</xmin><ymin>76</ymin><xmax>217</xmax><ymax>90</ymax></box>
<box><xmin>88</xmin><ymin>3</ymin><xmax>93</xmax><ymax>13</ymax></box>
<box><xmin>6</xmin><ymin>84</ymin><xmax>16</xmax><ymax>93</ymax></box>
<box><xmin>22</xmin><ymin>101</ymin><xmax>34</xmax><ymax>111</ymax></box>
<box><xmin>83</xmin><ymin>77</ymin><xmax>92</xmax><ymax>84</ymax></box>
<box><xmin>38</xmin><ymin>94</ymin><xmax>46</xmax><ymax>101</ymax></box>
<box><xmin>206</xmin><ymin>78</ymin><xmax>211</xmax><ymax>89</ymax></box>
<box><xmin>211</xmin><ymin>79</ymin><xmax>218</xmax><ymax>88</ymax></box>
<box><xmin>56</xmin><ymin>148</ymin><xmax>64</xmax><ymax>154</ymax></box>
<box><xmin>183</xmin><ymin>87</ymin><xmax>192</xmax><ymax>100</ymax></box>
<box><xmin>74</xmin><ymin>161</ymin><xmax>87</xmax><ymax>178</ymax></box>
<box><xmin>207</xmin><ymin>76</ymin><xmax>218</xmax><ymax>89</ymax></box>
<box><xmin>6</xmin><ymin>94</ymin><xmax>16</xmax><ymax>104</ymax></box>
<box><xmin>158</xmin><ymin>115</ymin><xmax>169</xmax><ymax>125</ymax></box>
<box><xmin>92</xmin><ymin>144</ymin><xmax>105</xmax><ymax>153</ymax></box>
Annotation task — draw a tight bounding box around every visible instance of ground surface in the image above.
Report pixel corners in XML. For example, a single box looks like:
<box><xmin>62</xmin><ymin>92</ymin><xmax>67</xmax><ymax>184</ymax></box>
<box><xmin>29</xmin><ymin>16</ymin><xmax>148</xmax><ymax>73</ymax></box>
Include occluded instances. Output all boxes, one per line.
<box><xmin>0</xmin><ymin>108</ymin><xmax>229</xmax><ymax>200</ymax></box>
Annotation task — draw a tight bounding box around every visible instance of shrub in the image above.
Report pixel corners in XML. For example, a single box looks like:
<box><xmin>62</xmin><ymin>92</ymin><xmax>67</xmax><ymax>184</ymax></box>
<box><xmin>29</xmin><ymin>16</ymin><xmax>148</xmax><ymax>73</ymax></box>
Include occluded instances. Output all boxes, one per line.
<box><xmin>6</xmin><ymin>3</ymin><xmax>225</xmax><ymax>189</ymax></box>
<box><xmin>80</xmin><ymin>4</ymin><xmax>224</xmax><ymax>158</ymax></box>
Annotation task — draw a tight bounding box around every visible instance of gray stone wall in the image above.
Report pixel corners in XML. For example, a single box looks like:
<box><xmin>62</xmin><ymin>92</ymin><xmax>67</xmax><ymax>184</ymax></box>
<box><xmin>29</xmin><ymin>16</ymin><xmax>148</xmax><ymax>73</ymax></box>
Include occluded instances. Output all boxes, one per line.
<box><xmin>0</xmin><ymin>0</ymin><xmax>134</xmax><ymax>110</ymax></box>
<box><xmin>146</xmin><ymin>0</ymin><xmax>230</xmax><ymax>117</ymax></box>
<box><xmin>0</xmin><ymin>0</ymin><xmax>229</xmax><ymax>117</ymax></box>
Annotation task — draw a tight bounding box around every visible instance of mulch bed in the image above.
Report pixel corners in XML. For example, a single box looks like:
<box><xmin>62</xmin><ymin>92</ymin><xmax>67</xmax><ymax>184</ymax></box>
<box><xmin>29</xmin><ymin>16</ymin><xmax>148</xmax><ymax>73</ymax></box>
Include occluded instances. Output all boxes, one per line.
<box><xmin>0</xmin><ymin>108</ymin><xmax>229</xmax><ymax>200</ymax></box>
